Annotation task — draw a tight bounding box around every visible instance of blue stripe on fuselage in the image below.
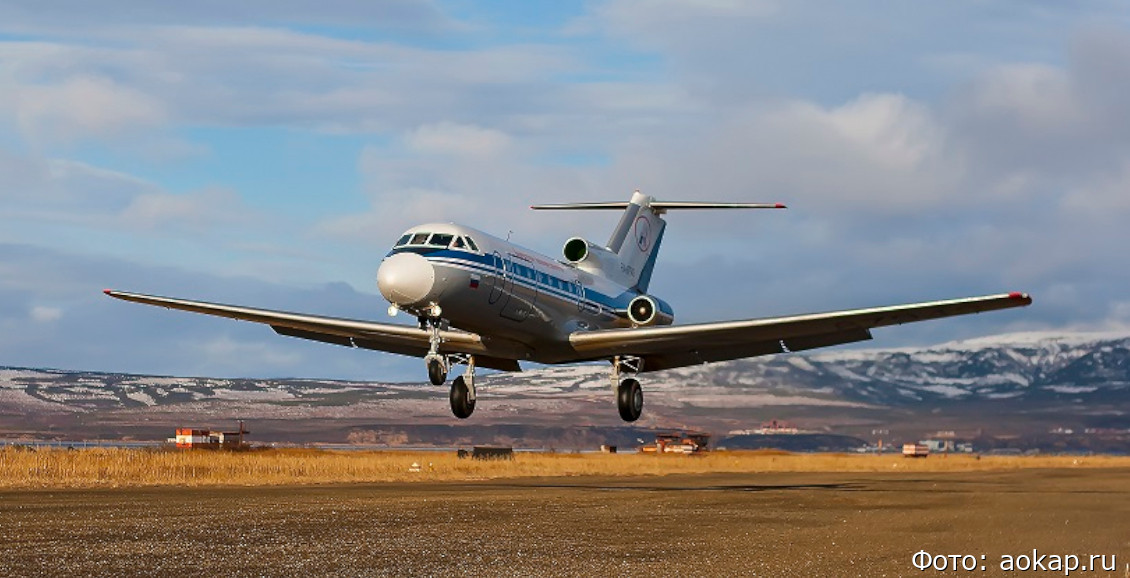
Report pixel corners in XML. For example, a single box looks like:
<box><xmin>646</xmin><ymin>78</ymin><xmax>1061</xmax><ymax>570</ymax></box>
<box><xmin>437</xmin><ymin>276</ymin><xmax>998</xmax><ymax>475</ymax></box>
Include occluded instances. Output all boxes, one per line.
<box><xmin>386</xmin><ymin>246</ymin><xmax>637</xmax><ymax>312</ymax></box>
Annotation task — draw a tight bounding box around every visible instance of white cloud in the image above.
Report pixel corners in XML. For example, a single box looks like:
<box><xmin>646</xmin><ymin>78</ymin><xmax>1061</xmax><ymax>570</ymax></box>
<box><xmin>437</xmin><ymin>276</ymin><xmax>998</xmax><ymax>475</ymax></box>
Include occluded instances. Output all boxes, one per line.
<box><xmin>3</xmin><ymin>75</ymin><xmax>167</xmax><ymax>145</ymax></box>
<box><xmin>2</xmin><ymin>3</ymin><xmax>1130</xmax><ymax>380</ymax></box>
<box><xmin>0</xmin><ymin>151</ymin><xmax>155</xmax><ymax>213</ymax></box>
<box><xmin>405</xmin><ymin>122</ymin><xmax>512</xmax><ymax>157</ymax></box>
<box><xmin>588</xmin><ymin>0</ymin><xmax>779</xmax><ymax>50</ymax></box>
<box><xmin>0</xmin><ymin>0</ymin><xmax>457</xmax><ymax>33</ymax></box>
<box><xmin>189</xmin><ymin>335</ymin><xmax>303</xmax><ymax>373</ymax></box>
<box><xmin>118</xmin><ymin>187</ymin><xmax>248</xmax><ymax>232</ymax></box>
<box><xmin>29</xmin><ymin>305</ymin><xmax>63</xmax><ymax>323</ymax></box>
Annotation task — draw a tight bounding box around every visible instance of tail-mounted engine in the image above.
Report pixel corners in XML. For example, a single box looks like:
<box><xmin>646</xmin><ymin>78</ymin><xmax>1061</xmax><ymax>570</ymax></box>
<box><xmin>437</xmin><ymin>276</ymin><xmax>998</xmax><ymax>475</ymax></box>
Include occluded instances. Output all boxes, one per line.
<box><xmin>626</xmin><ymin>295</ymin><xmax>674</xmax><ymax>327</ymax></box>
<box><xmin>563</xmin><ymin>237</ymin><xmax>592</xmax><ymax>264</ymax></box>
<box><xmin>563</xmin><ymin>237</ymin><xmax>623</xmax><ymax>276</ymax></box>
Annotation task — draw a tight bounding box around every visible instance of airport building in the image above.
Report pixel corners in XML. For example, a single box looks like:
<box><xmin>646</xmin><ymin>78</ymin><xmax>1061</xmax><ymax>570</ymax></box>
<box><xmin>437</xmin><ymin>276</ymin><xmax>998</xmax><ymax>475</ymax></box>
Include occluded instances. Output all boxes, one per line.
<box><xmin>172</xmin><ymin>422</ymin><xmax>248</xmax><ymax>448</ymax></box>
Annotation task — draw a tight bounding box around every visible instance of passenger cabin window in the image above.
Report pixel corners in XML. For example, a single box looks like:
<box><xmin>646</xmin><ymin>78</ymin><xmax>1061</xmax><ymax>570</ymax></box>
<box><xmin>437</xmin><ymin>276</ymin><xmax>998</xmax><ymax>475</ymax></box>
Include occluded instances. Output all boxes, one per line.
<box><xmin>409</xmin><ymin>232</ymin><xmax>430</xmax><ymax>245</ymax></box>
<box><xmin>464</xmin><ymin>237</ymin><xmax>479</xmax><ymax>252</ymax></box>
<box><xmin>396</xmin><ymin>234</ymin><xmax>411</xmax><ymax>247</ymax></box>
<box><xmin>428</xmin><ymin>233</ymin><xmax>454</xmax><ymax>247</ymax></box>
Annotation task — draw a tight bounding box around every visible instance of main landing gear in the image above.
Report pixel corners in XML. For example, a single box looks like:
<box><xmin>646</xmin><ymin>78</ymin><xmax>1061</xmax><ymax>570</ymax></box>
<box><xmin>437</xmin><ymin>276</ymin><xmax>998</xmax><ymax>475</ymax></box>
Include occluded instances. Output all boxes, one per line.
<box><xmin>612</xmin><ymin>356</ymin><xmax>644</xmax><ymax>422</ymax></box>
<box><xmin>421</xmin><ymin>314</ymin><xmax>477</xmax><ymax>419</ymax></box>
<box><xmin>450</xmin><ymin>370</ymin><xmax>475</xmax><ymax>419</ymax></box>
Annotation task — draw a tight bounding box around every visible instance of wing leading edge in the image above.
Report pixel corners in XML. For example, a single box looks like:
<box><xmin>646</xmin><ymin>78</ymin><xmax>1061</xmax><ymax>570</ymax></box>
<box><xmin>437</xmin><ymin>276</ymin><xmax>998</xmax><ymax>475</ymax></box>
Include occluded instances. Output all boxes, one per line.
<box><xmin>102</xmin><ymin>290</ymin><xmax>523</xmax><ymax>371</ymax></box>
<box><xmin>568</xmin><ymin>292</ymin><xmax>1032</xmax><ymax>372</ymax></box>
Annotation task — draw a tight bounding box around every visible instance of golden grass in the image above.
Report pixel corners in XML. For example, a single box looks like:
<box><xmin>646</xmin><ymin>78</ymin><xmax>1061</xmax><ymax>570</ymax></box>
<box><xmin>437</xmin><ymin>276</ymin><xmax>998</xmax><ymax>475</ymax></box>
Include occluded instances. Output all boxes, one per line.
<box><xmin>2</xmin><ymin>447</ymin><xmax>1128</xmax><ymax>489</ymax></box>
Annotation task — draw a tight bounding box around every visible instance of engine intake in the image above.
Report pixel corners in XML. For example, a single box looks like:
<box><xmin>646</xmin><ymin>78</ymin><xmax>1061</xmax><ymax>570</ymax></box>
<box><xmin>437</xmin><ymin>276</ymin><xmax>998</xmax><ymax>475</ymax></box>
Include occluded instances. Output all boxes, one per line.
<box><xmin>627</xmin><ymin>295</ymin><xmax>672</xmax><ymax>326</ymax></box>
<box><xmin>563</xmin><ymin>237</ymin><xmax>589</xmax><ymax>263</ymax></box>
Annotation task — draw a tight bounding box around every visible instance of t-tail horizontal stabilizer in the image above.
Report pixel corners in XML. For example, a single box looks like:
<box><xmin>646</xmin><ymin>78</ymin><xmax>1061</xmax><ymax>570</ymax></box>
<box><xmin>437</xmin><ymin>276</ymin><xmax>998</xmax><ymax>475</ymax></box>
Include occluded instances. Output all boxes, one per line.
<box><xmin>533</xmin><ymin>190</ymin><xmax>786</xmax><ymax>293</ymax></box>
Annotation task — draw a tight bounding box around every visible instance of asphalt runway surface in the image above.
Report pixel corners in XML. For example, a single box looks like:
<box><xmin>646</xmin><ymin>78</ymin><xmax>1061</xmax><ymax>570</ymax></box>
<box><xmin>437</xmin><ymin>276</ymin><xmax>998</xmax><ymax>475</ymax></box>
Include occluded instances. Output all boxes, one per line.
<box><xmin>2</xmin><ymin>469</ymin><xmax>1129</xmax><ymax>577</ymax></box>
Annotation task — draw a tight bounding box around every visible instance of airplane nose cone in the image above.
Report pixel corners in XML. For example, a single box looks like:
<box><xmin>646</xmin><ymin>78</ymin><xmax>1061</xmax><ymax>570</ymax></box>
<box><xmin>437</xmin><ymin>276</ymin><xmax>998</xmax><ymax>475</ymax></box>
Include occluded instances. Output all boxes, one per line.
<box><xmin>377</xmin><ymin>252</ymin><xmax>435</xmax><ymax>306</ymax></box>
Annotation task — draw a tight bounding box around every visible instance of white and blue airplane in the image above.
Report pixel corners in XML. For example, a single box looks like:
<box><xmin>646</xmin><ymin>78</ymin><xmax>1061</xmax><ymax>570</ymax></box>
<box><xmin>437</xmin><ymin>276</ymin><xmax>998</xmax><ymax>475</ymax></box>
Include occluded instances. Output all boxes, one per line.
<box><xmin>105</xmin><ymin>191</ymin><xmax>1032</xmax><ymax>422</ymax></box>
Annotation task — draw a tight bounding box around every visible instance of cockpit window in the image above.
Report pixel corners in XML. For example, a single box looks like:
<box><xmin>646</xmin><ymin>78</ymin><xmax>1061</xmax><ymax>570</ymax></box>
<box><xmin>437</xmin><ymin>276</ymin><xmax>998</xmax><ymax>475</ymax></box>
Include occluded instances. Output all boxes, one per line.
<box><xmin>452</xmin><ymin>236</ymin><xmax>466</xmax><ymax>249</ymax></box>
<box><xmin>464</xmin><ymin>237</ymin><xmax>479</xmax><ymax>252</ymax></box>
<box><xmin>396</xmin><ymin>234</ymin><xmax>411</xmax><ymax>247</ymax></box>
<box><xmin>428</xmin><ymin>233</ymin><xmax>454</xmax><ymax>247</ymax></box>
<box><xmin>409</xmin><ymin>232</ymin><xmax>430</xmax><ymax>245</ymax></box>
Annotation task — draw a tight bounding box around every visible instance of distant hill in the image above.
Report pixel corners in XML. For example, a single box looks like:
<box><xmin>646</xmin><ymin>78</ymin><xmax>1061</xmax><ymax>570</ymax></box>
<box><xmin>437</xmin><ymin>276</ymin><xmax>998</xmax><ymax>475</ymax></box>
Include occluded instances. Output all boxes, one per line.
<box><xmin>3</xmin><ymin>331</ymin><xmax>1130</xmax><ymax>449</ymax></box>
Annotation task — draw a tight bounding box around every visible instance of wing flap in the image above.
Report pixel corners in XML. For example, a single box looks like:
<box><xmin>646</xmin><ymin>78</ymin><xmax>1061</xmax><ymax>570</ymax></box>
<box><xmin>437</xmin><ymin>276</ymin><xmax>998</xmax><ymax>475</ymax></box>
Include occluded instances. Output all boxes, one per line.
<box><xmin>569</xmin><ymin>293</ymin><xmax>1030</xmax><ymax>370</ymax></box>
<box><xmin>272</xmin><ymin>326</ymin><xmax>355</xmax><ymax>347</ymax></box>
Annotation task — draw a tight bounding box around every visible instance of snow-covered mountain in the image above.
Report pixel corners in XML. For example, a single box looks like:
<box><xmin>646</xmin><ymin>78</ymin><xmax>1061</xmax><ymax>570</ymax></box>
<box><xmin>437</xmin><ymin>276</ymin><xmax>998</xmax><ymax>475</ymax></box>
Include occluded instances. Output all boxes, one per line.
<box><xmin>2</xmin><ymin>331</ymin><xmax>1129</xmax><ymax>414</ymax></box>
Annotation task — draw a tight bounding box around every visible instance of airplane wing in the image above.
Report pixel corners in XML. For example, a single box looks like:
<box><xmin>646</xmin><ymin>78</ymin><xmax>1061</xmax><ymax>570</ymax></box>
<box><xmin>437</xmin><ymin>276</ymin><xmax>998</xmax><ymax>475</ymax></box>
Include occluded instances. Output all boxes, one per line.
<box><xmin>102</xmin><ymin>290</ymin><xmax>523</xmax><ymax>371</ymax></box>
<box><xmin>568</xmin><ymin>292</ymin><xmax>1032</xmax><ymax>372</ymax></box>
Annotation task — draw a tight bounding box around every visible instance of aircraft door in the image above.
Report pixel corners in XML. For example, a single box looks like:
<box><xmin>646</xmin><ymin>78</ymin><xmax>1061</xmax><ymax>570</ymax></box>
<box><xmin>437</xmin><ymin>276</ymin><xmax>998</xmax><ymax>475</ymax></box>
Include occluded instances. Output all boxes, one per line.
<box><xmin>499</xmin><ymin>254</ymin><xmax>534</xmax><ymax>322</ymax></box>
<box><xmin>575</xmin><ymin>278</ymin><xmax>599</xmax><ymax>315</ymax></box>
<box><xmin>487</xmin><ymin>251</ymin><xmax>506</xmax><ymax>304</ymax></box>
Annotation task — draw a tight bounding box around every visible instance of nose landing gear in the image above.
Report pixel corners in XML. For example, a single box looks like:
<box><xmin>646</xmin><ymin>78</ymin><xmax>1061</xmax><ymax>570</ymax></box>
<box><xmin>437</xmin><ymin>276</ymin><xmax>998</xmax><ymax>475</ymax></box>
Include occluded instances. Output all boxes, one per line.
<box><xmin>419</xmin><ymin>314</ymin><xmax>477</xmax><ymax>418</ymax></box>
<box><xmin>426</xmin><ymin>355</ymin><xmax>448</xmax><ymax>386</ymax></box>
<box><xmin>422</xmin><ymin>314</ymin><xmax>449</xmax><ymax>385</ymax></box>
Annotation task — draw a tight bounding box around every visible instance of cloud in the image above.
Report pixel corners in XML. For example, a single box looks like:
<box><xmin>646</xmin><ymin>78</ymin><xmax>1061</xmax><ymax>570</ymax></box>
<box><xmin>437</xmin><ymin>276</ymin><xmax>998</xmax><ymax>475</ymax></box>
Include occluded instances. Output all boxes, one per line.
<box><xmin>0</xmin><ymin>150</ymin><xmax>257</xmax><ymax>233</ymax></box>
<box><xmin>4</xmin><ymin>75</ymin><xmax>167</xmax><ymax>145</ymax></box>
<box><xmin>118</xmin><ymin>187</ymin><xmax>250</xmax><ymax>232</ymax></box>
<box><xmin>405</xmin><ymin>122</ymin><xmax>512</xmax><ymax>157</ymax></box>
<box><xmin>29</xmin><ymin>305</ymin><xmax>63</xmax><ymax>323</ymax></box>
<box><xmin>1</xmin><ymin>3</ymin><xmax>1129</xmax><ymax>381</ymax></box>
<box><xmin>0</xmin><ymin>25</ymin><xmax>575</xmax><ymax>145</ymax></box>
<box><xmin>0</xmin><ymin>243</ymin><xmax>417</xmax><ymax>380</ymax></box>
<box><xmin>0</xmin><ymin>0</ymin><xmax>456</xmax><ymax>33</ymax></box>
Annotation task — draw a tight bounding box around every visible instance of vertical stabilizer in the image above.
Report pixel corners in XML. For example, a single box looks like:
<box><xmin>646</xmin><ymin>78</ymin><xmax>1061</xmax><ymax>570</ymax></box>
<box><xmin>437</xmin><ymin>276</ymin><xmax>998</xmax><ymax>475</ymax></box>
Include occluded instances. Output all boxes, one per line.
<box><xmin>531</xmin><ymin>191</ymin><xmax>784</xmax><ymax>294</ymax></box>
<box><xmin>606</xmin><ymin>191</ymin><xmax>666</xmax><ymax>293</ymax></box>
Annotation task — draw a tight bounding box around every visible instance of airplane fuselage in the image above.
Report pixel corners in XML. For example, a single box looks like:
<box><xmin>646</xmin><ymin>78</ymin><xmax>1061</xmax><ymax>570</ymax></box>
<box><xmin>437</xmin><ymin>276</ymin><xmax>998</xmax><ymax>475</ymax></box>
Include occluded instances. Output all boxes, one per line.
<box><xmin>376</xmin><ymin>222</ymin><xmax>672</xmax><ymax>364</ymax></box>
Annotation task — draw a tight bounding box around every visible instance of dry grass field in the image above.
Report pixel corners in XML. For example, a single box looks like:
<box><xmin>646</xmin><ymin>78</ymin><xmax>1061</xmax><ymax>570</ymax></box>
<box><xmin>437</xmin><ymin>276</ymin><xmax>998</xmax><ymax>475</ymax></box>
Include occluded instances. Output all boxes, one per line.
<box><xmin>2</xmin><ymin>446</ymin><xmax>1128</xmax><ymax>488</ymax></box>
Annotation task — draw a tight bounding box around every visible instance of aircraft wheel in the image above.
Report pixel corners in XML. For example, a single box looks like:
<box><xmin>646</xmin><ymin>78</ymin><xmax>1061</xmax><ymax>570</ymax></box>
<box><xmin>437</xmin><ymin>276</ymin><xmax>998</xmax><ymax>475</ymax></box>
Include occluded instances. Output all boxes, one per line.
<box><xmin>617</xmin><ymin>378</ymin><xmax>643</xmax><ymax>422</ymax></box>
<box><xmin>427</xmin><ymin>357</ymin><xmax>447</xmax><ymax>385</ymax></box>
<box><xmin>450</xmin><ymin>376</ymin><xmax>476</xmax><ymax>419</ymax></box>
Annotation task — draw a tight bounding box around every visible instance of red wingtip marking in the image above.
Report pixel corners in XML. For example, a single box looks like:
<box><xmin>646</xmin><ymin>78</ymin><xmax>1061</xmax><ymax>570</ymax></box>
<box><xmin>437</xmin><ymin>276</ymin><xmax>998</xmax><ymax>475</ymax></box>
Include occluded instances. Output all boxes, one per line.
<box><xmin>1008</xmin><ymin>291</ymin><xmax>1024</xmax><ymax>299</ymax></box>
<box><xmin>775</xmin><ymin>203</ymin><xmax>787</xmax><ymax>209</ymax></box>
<box><xmin>103</xmin><ymin>289</ymin><xmax>112</xmax><ymax>295</ymax></box>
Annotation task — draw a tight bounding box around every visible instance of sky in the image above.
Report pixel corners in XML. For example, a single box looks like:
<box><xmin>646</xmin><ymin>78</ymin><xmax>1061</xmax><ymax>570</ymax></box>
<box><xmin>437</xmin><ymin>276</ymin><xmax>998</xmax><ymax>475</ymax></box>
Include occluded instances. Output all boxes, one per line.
<box><xmin>1</xmin><ymin>1</ymin><xmax>1128</xmax><ymax>381</ymax></box>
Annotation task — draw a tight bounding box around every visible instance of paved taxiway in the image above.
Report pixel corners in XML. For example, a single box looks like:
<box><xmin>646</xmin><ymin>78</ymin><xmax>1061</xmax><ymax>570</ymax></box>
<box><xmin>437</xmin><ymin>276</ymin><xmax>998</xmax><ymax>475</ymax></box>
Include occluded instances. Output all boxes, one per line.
<box><xmin>2</xmin><ymin>468</ymin><xmax>1128</xmax><ymax>576</ymax></box>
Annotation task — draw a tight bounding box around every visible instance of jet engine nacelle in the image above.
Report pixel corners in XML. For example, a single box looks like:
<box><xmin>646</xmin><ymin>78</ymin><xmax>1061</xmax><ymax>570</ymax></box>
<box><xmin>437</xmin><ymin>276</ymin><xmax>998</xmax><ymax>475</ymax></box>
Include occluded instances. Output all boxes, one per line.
<box><xmin>563</xmin><ymin>237</ymin><xmax>622</xmax><ymax>275</ymax></box>
<box><xmin>626</xmin><ymin>294</ymin><xmax>674</xmax><ymax>326</ymax></box>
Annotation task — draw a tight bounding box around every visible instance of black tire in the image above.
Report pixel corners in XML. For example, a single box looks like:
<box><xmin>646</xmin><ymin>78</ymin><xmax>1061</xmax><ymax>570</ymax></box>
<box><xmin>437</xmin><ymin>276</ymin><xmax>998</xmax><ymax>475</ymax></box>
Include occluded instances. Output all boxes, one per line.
<box><xmin>617</xmin><ymin>378</ymin><xmax>643</xmax><ymax>422</ymax></box>
<box><xmin>427</xmin><ymin>357</ymin><xmax>447</xmax><ymax>386</ymax></box>
<box><xmin>450</xmin><ymin>376</ymin><xmax>475</xmax><ymax>419</ymax></box>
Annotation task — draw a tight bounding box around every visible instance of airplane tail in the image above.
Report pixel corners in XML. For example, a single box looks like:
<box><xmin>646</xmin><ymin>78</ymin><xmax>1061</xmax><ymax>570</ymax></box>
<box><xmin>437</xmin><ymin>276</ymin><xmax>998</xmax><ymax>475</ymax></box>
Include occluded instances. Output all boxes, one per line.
<box><xmin>532</xmin><ymin>191</ymin><xmax>785</xmax><ymax>293</ymax></box>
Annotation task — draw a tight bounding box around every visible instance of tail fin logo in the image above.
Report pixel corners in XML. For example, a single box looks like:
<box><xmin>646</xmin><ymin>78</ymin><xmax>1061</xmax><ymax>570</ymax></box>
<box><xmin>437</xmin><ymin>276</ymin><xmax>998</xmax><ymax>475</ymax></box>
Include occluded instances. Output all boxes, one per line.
<box><xmin>634</xmin><ymin>216</ymin><xmax>652</xmax><ymax>252</ymax></box>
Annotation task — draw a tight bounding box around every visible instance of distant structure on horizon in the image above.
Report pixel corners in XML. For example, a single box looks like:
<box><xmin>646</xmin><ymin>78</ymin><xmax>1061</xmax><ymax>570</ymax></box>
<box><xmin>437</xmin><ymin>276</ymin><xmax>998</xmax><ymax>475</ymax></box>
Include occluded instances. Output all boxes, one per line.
<box><xmin>728</xmin><ymin>420</ymin><xmax>807</xmax><ymax>436</ymax></box>
<box><xmin>172</xmin><ymin>421</ymin><xmax>249</xmax><ymax>449</ymax></box>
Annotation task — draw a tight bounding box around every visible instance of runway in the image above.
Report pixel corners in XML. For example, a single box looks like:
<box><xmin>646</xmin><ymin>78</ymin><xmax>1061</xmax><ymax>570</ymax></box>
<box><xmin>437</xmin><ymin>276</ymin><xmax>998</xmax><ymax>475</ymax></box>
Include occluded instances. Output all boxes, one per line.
<box><xmin>2</xmin><ymin>469</ymin><xmax>1128</xmax><ymax>576</ymax></box>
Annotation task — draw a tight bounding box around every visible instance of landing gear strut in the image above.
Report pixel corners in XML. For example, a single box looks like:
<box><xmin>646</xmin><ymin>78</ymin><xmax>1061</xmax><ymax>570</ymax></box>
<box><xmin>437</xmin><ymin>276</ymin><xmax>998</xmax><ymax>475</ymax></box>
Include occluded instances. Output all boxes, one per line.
<box><xmin>423</xmin><ymin>314</ymin><xmax>447</xmax><ymax>386</ymax></box>
<box><xmin>418</xmin><ymin>310</ymin><xmax>478</xmax><ymax>419</ymax></box>
<box><xmin>611</xmin><ymin>356</ymin><xmax>644</xmax><ymax>422</ymax></box>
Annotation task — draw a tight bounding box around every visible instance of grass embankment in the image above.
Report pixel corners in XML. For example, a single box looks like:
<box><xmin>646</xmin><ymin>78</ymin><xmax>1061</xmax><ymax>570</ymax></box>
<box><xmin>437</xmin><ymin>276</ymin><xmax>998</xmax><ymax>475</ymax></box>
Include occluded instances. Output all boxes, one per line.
<box><xmin>1</xmin><ymin>447</ymin><xmax>1128</xmax><ymax>489</ymax></box>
